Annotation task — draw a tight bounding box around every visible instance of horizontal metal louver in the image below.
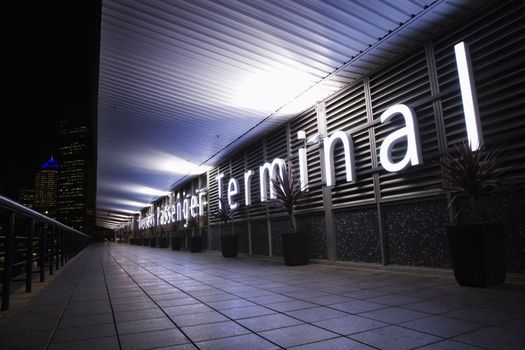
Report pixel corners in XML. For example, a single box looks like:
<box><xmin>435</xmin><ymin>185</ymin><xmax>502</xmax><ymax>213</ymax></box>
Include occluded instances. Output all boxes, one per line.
<box><xmin>370</xmin><ymin>46</ymin><xmax>441</xmax><ymax>201</ymax></box>
<box><xmin>207</xmin><ymin>167</ymin><xmax>220</xmax><ymax>224</ymax></box>
<box><xmin>246</xmin><ymin>143</ymin><xmax>266</xmax><ymax>218</ymax></box>
<box><xmin>325</xmin><ymin>83</ymin><xmax>375</xmax><ymax>207</ymax></box>
<box><xmin>231</xmin><ymin>153</ymin><xmax>246</xmax><ymax>220</ymax></box>
<box><xmin>434</xmin><ymin>0</ymin><xmax>525</xmax><ymax>183</ymax></box>
<box><xmin>265</xmin><ymin>129</ymin><xmax>288</xmax><ymax>216</ymax></box>
<box><xmin>289</xmin><ymin>108</ymin><xmax>324</xmax><ymax>212</ymax></box>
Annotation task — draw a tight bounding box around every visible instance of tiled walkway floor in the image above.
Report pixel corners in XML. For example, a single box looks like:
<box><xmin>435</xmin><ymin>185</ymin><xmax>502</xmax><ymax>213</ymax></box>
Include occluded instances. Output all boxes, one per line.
<box><xmin>1</xmin><ymin>243</ymin><xmax>524</xmax><ymax>350</ymax></box>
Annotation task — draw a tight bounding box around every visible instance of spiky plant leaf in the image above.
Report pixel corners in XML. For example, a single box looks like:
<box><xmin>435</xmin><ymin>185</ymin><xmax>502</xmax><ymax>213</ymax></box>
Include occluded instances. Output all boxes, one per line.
<box><xmin>271</xmin><ymin>166</ymin><xmax>305</xmax><ymax>232</ymax></box>
<box><xmin>213</xmin><ymin>197</ymin><xmax>237</xmax><ymax>225</ymax></box>
<box><xmin>440</xmin><ymin>142</ymin><xmax>507</xmax><ymax>222</ymax></box>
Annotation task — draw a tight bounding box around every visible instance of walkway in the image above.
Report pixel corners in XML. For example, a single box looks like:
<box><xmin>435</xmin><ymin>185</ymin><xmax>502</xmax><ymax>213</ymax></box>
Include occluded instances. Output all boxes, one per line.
<box><xmin>1</xmin><ymin>243</ymin><xmax>524</xmax><ymax>350</ymax></box>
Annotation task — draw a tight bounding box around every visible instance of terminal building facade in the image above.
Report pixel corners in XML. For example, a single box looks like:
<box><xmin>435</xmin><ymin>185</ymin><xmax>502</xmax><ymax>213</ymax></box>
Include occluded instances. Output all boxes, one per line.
<box><xmin>133</xmin><ymin>1</ymin><xmax>524</xmax><ymax>272</ymax></box>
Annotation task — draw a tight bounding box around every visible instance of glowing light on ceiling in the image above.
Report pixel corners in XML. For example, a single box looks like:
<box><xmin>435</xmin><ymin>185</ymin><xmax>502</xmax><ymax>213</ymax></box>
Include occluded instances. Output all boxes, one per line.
<box><xmin>233</xmin><ymin>68</ymin><xmax>317</xmax><ymax>114</ymax></box>
<box><xmin>98</xmin><ymin>196</ymin><xmax>149</xmax><ymax>208</ymax></box>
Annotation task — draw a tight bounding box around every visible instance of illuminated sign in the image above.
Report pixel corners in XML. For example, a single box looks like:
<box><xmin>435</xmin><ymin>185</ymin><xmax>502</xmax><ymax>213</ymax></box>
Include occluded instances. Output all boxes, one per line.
<box><xmin>140</xmin><ymin>42</ymin><xmax>482</xmax><ymax>226</ymax></box>
<box><xmin>215</xmin><ymin>41</ymin><xmax>481</xmax><ymax>209</ymax></box>
<box><xmin>138</xmin><ymin>188</ymin><xmax>207</xmax><ymax>229</ymax></box>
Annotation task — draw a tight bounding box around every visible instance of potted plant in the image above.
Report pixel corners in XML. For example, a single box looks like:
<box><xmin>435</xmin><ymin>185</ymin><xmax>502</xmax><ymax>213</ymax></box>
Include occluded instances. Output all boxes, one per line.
<box><xmin>215</xmin><ymin>197</ymin><xmax>238</xmax><ymax>257</ymax></box>
<box><xmin>439</xmin><ymin>142</ymin><xmax>507</xmax><ymax>287</ymax></box>
<box><xmin>171</xmin><ymin>221</ymin><xmax>182</xmax><ymax>250</ymax></box>
<box><xmin>143</xmin><ymin>229</ymin><xmax>150</xmax><ymax>246</ymax></box>
<box><xmin>271</xmin><ymin>166</ymin><xmax>307</xmax><ymax>266</ymax></box>
<box><xmin>188</xmin><ymin>215</ymin><xmax>202</xmax><ymax>253</ymax></box>
<box><xmin>158</xmin><ymin>226</ymin><xmax>169</xmax><ymax>248</ymax></box>
<box><xmin>149</xmin><ymin>227</ymin><xmax>158</xmax><ymax>247</ymax></box>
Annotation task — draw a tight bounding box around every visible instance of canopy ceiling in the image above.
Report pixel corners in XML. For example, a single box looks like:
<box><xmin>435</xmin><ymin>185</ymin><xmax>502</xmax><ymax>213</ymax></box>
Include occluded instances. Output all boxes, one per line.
<box><xmin>96</xmin><ymin>0</ymin><xmax>483</xmax><ymax>228</ymax></box>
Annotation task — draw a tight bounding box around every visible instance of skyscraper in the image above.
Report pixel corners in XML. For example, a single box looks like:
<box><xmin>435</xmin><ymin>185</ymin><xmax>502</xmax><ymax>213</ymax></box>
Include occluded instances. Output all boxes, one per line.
<box><xmin>56</xmin><ymin>119</ymin><xmax>95</xmax><ymax>235</ymax></box>
<box><xmin>18</xmin><ymin>186</ymin><xmax>34</xmax><ymax>209</ymax></box>
<box><xmin>34</xmin><ymin>157</ymin><xmax>59</xmax><ymax>218</ymax></box>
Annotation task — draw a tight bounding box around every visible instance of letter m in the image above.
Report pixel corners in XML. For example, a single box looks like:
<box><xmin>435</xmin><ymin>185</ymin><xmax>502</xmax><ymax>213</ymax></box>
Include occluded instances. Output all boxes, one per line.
<box><xmin>259</xmin><ymin>158</ymin><xmax>286</xmax><ymax>202</ymax></box>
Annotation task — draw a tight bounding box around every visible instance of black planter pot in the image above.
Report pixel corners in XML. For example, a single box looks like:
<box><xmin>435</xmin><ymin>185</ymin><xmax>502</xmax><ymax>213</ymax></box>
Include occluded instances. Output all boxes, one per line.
<box><xmin>447</xmin><ymin>223</ymin><xmax>506</xmax><ymax>287</ymax></box>
<box><xmin>221</xmin><ymin>235</ymin><xmax>238</xmax><ymax>258</ymax></box>
<box><xmin>281</xmin><ymin>232</ymin><xmax>309</xmax><ymax>266</ymax></box>
<box><xmin>191</xmin><ymin>236</ymin><xmax>202</xmax><ymax>253</ymax></box>
<box><xmin>149</xmin><ymin>237</ymin><xmax>157</xmax><ymax>248</ymax></box>
<box><xmin>171</xmin><ymin>237</ymin><xmax>181</xmax><ymax>250</ymax></box>
<box><xmin>158</xmin><ymin>237</ymin><xmax>169</xmax><ymax>248</ymax></box>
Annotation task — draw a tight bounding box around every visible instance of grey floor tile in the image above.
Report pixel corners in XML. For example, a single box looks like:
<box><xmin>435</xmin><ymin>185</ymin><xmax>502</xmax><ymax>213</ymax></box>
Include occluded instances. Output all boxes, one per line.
<box><xmin>403</xmin><ymin>300</ymin><xmax>468</xmax><ymax>314</ymax></box>
<box><xmin>259</xmin><ymin>324</ymin><xmax>338</xmax><ymax>348</ymax></box>
<box><xmin>343</xmin><ymin>289</ymin><xmax>390</xmax><ymax>299</ymax></box>
<box><xmin>221</xmin><ymin>305</ymin><xmax>276</xmax><ymax>319</ymax></box>
<box><xmin>1</xmin><ymin>330</ymin><xmax>51</xmax><ymax>349</ymax></box>
<box><xmin>163</xmin><ymin>303</ymin><xmax>212</xmax><ymax>316</ymax></box>
<box><xmin>196</xmin><ymin>292</ymin><xmax>238</xmax><ymax>302</ymax></box>
<box><xmin>119</xmin><ymin>328</ymin><xmax>189</xmax><ymax>350</ymax></box>
<box><xmin>401</xmin><ymin>315</ymin><xmax>480</xmax><ymax>338</ymax></box>
<box><xmin>313</xmin><ymin>314</ymin><xmax>388</xmax><ymax>335</ymax></box>
<box><xmin>303</xmin><ymin>294</ymin><xmax>355</xmax><ymax>305</ymax></box>
<box><xmin>117</xmin><ymin>317</ymin><xmax>175</xmax><ymax>335</ymax></box>
<box><xmin>0</xmin><ymin>318</ymin><xmax>57</xmax><ymax>335</ymax></box>
<box><xmin>153</xmin><ymin>344</ymin><xmax>198</xmax><ymax>350</ymax></box>
<box><xmin>289</xmin><ymin>336</ymin><xmax>375</xmax><ymax>349</ymax></box>
<box><xmin>349</xmin><ymin>325</ymin><xmax>441</xmax><ymax>350</ymax></box>
<box><xmin>157</xmin><ymin>297</ymin><xmax>200</xmax><ymax>307</ymax></box>
<box><xmin>330</xmin><ymin>300</ymin><xmax>386</xmax><ymax>314</ymax></box>
<box><xmin>360</xmin><ymin>306</ymin><xmax>429</xmax><ymax>324</ymax></box>
<box><xmin>207</xmin><ymin>298</ymin><xmax>257</xmax><ymax>310</ymax></box>
<box><xmin>114</xmin><ymin>308</ymin><xmax>165</xmax><ymax>322</ymax></box>
<box><xmin>417</xmin><ymin>340</ymin><xmax>484</xmax><ymax>350</ymax></box>
<box><xmin>58</xmin><ymin>313</ymin><xmax>113</xmax><ymax>328</ymax></box>
<box><xmin>181</xmin><ymin>320</ymin><xmax>250</xmax><ymax>342</ymax></box>
<box><xmin>442</xmin><ymin>307</ymin><xmax>519</xmax><ymax>326</ymax></box>
<box><xmin>265</xmin><ymin>300</ymin><xmax>317</xmax><ymax>312</ymax></box>
<box><xmin>499</xmin><ymin>317</ymin><xmax>525</xmax><ymax>332</ymax></box>
<box><xmin>62</xmin><ymin>304</ymin><xmax>112</xmax><ymax>318</ymax></box>
<box><xmin>169</xmin><ymin>311</ymin><xmax>229</xmax><ymax>327</ymax></box>
<box><xmin>196</xmin><ymin>333</ymin><xmax>279</xmax><ymax>350</ymax></box>
<box><xmin>52</xmin><ymin>323</ymin><xmax>116</xmax><ymax>343</ymax></box>
<box><xmin>453</xmin><ymin>326</ymin><xmax>525</xmax><ymax>350</ymax></box>
<box><xmin>367</xmin><ymin>293</ymin><xmax>426</xmax><ymax>307</ymax></box>
<box><xmin>47</xmin><ymin>336</ymin><xmax>120</xmax><ymax>350</ymax></box>
<box><xmin>286</xmin><ymin>306</ymin><xmax>349</xmax><ymax>322</ymax></box>
<box><xmin>246</xmin><ymin>294</ymin><xmax>295</xmax><ymax>305</ymax></box>
<box><xmin>237</xmin><ymin>313</ymin><xmax>304</xmax><ymax>332</ymax></box>
<box><xmin>111</xmin><ymin>296</ymin><xmax>151</xmax><ymax>305</ymax></box>
<box><xmin>112</xmin><ymin>301</ymin><xmax>158</xmax><ymax>312</ymax></box>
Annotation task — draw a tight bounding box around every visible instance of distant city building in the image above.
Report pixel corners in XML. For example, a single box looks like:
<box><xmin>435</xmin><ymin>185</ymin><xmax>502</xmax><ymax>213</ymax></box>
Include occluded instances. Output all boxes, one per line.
<box><xmin>18</xmin><ymin>186</ymin><xmax>34</xmax><ymax>209</ymax></box>
<box><xmin>34</xmin><ymin>156</ymin><xmax>59</xmax><ymax>218</ymax></box>
<box><xmin>56</xmin><ymin>119</ymin><xmax>96</xmax><ymax>235</ymax></box>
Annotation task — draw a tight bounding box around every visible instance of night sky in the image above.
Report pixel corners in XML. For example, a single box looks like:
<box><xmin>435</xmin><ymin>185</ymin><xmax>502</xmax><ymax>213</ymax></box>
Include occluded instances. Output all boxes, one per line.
<box><xmin>1</xmin><ymin>1</ymin><xmax>101</xmax><ymax>200</ymax></box>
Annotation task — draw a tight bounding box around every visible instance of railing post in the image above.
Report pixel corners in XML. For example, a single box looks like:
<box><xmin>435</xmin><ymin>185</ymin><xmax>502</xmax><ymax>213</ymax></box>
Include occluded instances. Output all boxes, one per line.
<box><xmin>55</xmin><ymin>228</ymin><xmax>60</xmax><ymax>271</ymax></box>
<box><xmin>40</xmin><ymin>224</ymin><xmax>47</xmax><ymax>282</ymax></box>
<box><xmin>60</xmin><ymin>228</ymin><xmax>65</xmax><ymax>267</ymax></box>
<box><xmin>25</xmin><ymin>218</ymin><xmax>36</xmax><ymax>293</ymax></box>
<box><xmin>2</xmin><ymin>212</ymin><xmax>16</xmax><ymax>311</ymax></box>
<box><xmin>64</xmin><ymin>230</ymin><xmax>69</xmax><ymax>263</ymax></box>
<box><xmin>49</xmin><ymin>226</ymin><xmax>54</xmax><ymax>275</ymax></box>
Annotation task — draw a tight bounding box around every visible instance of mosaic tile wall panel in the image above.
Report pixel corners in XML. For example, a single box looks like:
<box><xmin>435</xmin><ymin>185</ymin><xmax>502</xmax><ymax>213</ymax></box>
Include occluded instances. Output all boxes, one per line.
<box><xmin>334</xmin><ymin>208</ymin><xmax>381</xmax><ymax>263</ymax></box>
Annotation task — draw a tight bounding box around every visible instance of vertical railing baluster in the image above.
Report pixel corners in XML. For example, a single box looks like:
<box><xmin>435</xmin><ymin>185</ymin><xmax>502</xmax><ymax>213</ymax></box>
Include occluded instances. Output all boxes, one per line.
<box><xmin>1</xmin><ymin>212</ymin><xmax>16</xmax><ymax>311</ymax></box>
<box><xmin>55</xmin><ymin>228</ymin><xmax>60</xmax><ymax>271</ymax></box>
<box><xmin>40</xmin><ymin>224</ymin><xmax>47</xmax><ymax>282</ymax></box>
<box><xmin>49</xmin><ymin>226</ymin><xmax>54</xmax><ymax>275</ymax></box>
<box><xmin>60</xmin><ymin>228</ymin><xmax>65</xmax><ymax>267</ymax></box>
<box><xmin>25</xmin><ymin>218</ymin><xmax>35</xmax><ymax>293</ymax></box>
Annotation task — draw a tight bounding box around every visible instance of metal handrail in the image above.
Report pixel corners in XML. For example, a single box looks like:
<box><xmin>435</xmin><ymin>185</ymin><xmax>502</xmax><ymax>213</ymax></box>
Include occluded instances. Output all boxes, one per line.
<box><xmin>0</xmin><ymin>195</ymin><xmax>90</xmax><ymax>239</ymax></box>
<box><xmin>0</xmin><ymin>194</ymin><xmax>91</xmax><ymax>311</ymax></box>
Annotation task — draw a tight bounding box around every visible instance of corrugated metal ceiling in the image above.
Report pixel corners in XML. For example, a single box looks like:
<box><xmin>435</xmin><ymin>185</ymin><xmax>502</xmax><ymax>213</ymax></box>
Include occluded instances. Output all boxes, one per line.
<box><xmin>97</xmin><ymin>0</ymin><xmax>484</xmax><ymax>228</ymax></box>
